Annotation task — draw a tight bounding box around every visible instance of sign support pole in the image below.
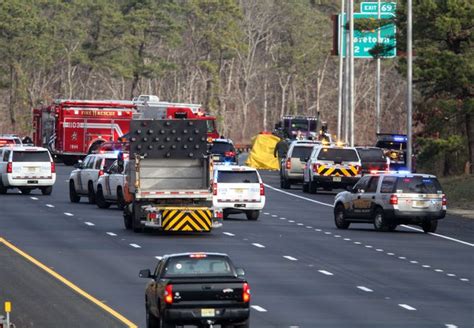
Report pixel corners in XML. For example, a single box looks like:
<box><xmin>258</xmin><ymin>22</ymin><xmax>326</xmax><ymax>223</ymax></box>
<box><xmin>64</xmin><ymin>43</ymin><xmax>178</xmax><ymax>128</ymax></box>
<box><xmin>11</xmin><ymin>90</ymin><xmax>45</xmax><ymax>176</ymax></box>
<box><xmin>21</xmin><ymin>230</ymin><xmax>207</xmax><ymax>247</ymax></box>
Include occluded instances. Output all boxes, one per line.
<box><xmin>407</xmin><ymin>0</ymin><xmax>413</xmax><ymax>171</ymax></box>
<box><xmin>344</xmin><ymin>0</ymin><xmax>350</xmax><ymax>144</ymax></box>
<box><xmin>376</xmin><ymin>0</ymin><xmax>381</xmax><ymax>134</ymax></box>
<box><xmin>337</xmin><ymin>0</ymin><xmax>345</xmax><ymax>141</ymax></box>
<box><xmin>349</xmin><ymin>0</ymin><xmax>355</xmax><ymax>146</ymax></box>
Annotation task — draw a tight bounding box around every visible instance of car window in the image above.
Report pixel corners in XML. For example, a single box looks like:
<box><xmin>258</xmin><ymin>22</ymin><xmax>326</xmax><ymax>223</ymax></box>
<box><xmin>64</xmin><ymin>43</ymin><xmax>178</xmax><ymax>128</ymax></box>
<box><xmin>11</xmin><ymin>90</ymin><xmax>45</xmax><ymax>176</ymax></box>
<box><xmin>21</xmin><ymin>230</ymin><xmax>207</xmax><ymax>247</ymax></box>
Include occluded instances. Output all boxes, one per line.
<box><xmin>211</xmin><ymin>142</ymin><xmax>234</xmax><ymax>153</ymax></box>
<box><xmin>108</xmin><ymin>162</ymin><xmax>118</xmax><ymax>174</ymax></box>
<box><xmin>2</xmin><ymin>150</ymin><xmax>10</xmax><ymax>162</ymax></box>
<box><xmin>84</xmin><ymin>156</ymin><xmax>94</xmax><ymax>169</ymax></box>
<box><xmin>357</xmin><ymin>148</ymin><xmax>386</xmax><ymax>162</ymax></box>
<box><xmin>163</xmin><ymin>256</ymin><xmax>233</xmax><ymax>277</ymax></box>
<box><xmin>317</xmin><ymin>148</ymin><xmax>359</xmax><ymax>162</ymax></box>
<box><xmin>103</xmin><ymin>158</ymin><xmax>116</xmax><ymax>171</ymax></box>
<box><xmin>380</xmin><ymin>176</ymin><xmax>397</xmax><ymax>193</ymax></box>
<box><xmin>395</xmin><ymin>176</ymin><xmax>443</xmax><ymax>194</ymax></box>
<box><xmin>291</xmin><ymin>146</ymin><xmax>313</xmax><ymax>160</ymax></box>
<box><xmin>12</xmin><ymin>151</ymin><xmax>50</xmax><ymax>162</ymax></box>
<box><xmin>353</xmin><ymin>176</ymin><xmax>370</xmax><ymax>191</ymax></box>
<box><xmin>94</xmin><ymin>157</ymin><xmax>103</xmax><ymax>170</ymax></box>
<box><xmin>366</xmin><ymin>176</ymin><xmax>380</xmax><ymax>193</ymax></box>
<box><xmin>217</xmin><ymin>171</ymin><xmax>259</xmax><ymax>183</ymax></box>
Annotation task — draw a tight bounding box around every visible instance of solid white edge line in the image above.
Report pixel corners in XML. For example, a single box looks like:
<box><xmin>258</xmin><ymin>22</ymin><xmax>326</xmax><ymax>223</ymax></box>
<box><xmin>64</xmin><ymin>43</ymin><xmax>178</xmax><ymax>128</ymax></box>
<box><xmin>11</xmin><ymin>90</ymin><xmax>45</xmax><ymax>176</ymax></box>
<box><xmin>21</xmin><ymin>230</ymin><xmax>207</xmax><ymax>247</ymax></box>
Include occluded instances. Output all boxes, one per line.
<box><xmin>283</xmin><ymin>256</ymin><xmax>298</xmax><ymax>261</ymax></box>
<box><xmin>106</xmin><ymin>232</ymin><xmax>117</xmax><ymax>236</ymax></box>
<box><xmin>129</xmin><ymin>243</ymin><xmax>141</xmax><ymax>248</ymax></box>
<box><xmin>398</xmin><ymin>304</ymin><xmax>416</xmax><ymax>311</ymax></box>
<box><xmin>251</xmin><ymin>305</ymin><xmax>267</xmax><ymax>312</ymax></box>
<box><xmin>223</xmin><ymin>232</ymin><xmax>235</xmax><ymax>237</ymax></box>
<box><xmin>266</xmin><ymin>183</ymin><xmax>473</xmax><ymax>248</ymax></box>
<box><xmin>318</xmin><ymin>270</ymin><xmax>334</xmax><ymax>276</ymax></box>
<box><xmin>252</xmin><ymin>243</ymin><xmax>265</xmax><ymax>248</ymax></box>
<box><xmin>357</xmin><ymin>286</ymin><xmax>373</xmax><ymax>292</ymax></box>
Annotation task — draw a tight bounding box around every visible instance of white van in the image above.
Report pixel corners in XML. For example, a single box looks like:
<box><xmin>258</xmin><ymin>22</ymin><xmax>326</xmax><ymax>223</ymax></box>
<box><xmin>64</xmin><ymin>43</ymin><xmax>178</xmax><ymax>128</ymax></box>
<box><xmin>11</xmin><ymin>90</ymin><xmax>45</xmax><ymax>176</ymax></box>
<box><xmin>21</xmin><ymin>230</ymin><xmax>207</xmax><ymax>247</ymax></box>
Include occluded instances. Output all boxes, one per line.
<box><xmin>0</xmin><ymin>146</ymin><xmax>56</xmax><ymax>195</ymax></box>
<box><xmin>212</xmin><ymin>165</ymin><xmax>265</xmax><ymax>220</ymax></box>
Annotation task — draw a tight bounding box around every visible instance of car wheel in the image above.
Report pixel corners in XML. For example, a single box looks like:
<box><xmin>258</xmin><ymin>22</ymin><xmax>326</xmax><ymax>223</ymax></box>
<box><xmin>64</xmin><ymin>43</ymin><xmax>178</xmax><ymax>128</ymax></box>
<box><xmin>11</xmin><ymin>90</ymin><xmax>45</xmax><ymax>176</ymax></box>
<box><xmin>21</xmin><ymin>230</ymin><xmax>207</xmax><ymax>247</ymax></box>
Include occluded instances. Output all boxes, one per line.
<box><xmin>146</xmin><ymin>306</ymin><xmax>159</xmax><ymax>328</ymax></box>
<box><xmin>117</xmin><ymin>187</ymin><xmax>126</xmax><ymax>210</ymax></box>
<box><xmin>96</xmin><ymin>186</ymin><xmax>111</xmax><ymax>209</ymax></box>
<box><xmin>422</xmin><ymin>220</ymin><xmax>437</xmax><ymax>233</ymax></box>
<box><xmin>0</xmin><ymin>180</ymin><xmax>7</xmax><ymax>194</ymax></box>
<box><xmin>280</xmin><ymin>176</ymin><xmax>291</xmax><ymax>189</ymax></box>
<box><xmin>19</xmin><ymin>187</ymin><xmax>31</xmax><ymax>195</ymax></box>
<box><xmin>69</xmin><ymin>180</ymin><xmax>80</xmax><ymax>203</ymax></box>
<box><xmin>309</xmin><ymin>181</ymin><xmax>317</xmax><ymax>194</ymax></box>
<box><xmin>302</xmin><ymin>182</ymin><xmax>309</xmax><ymax>193</ymax></box>
<box><xmin>87</xmin><ymin>181</ymin><xmax>96</xmax><ymax>204</ymax></box>
<box><xmin>246</xmin><ymin>210</ymin><xmax>259</xmax><ymax>221</ymax></box>
<box><xmin>41</xmin><ymin>186</ymin><xmax>53</xmax><ymax>195</ymax></box>
<box><xmin>373</xmin><ymin>208</ymin><xmax>389</xmax><ymax>232</ymax></box>
<box><xmin>123</xmin><ymin>207</ymin><xmax>132</xmax><ymax>230</ymax></box>
<box><xmin>334</xmin><ymin>204</ymin><xmax>350</xmax><ymax>229</ymax></box>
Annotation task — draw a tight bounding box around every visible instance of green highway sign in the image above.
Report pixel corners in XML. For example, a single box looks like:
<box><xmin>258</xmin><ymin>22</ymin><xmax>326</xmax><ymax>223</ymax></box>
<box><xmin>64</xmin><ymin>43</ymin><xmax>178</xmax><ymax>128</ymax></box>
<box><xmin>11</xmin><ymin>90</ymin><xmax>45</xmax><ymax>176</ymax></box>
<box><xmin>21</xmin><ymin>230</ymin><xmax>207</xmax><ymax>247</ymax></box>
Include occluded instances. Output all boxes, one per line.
<box><xmin>360</xmin><ymin>2</ymin><xmax>396</xmax><ymax>14</ymax></box>
<box><xmin>339</xmin><ymin>13</ymin><xmax>396</xmax><ymax>58</ymax></box>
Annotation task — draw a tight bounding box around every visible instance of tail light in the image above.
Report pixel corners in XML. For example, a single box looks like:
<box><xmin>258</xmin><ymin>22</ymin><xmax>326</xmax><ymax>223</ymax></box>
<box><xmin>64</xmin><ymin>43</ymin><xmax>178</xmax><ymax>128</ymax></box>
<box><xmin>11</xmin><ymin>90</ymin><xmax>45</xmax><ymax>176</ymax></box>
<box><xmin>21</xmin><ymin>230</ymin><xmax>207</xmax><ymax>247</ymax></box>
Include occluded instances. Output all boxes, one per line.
<box><xmin>7</xmin><ymin>162</ymin><xmax>12</xmax><ymax>173</ymax></box>
<box><xmin>51</xmin><ymin>162</ymin><xmax>56</xmax><ymax>173</ymax></box>
<box><xmin>285</xmin><ymin>159</ymin><xmax>291</xmax><ymax>170</ymax></box>
<box><xmin>224</xmin><ymin>151</ymin><xmax>236</xmax><ymax>157</ymax></box>
<box><xmin>98</xmin><ymin>170</ymin><xmax>104</xmax><ymax>177</ymax></box>
<box><xmin>442</xmin><ymin>194</ymin><xmax>447</xmax><ymax>206</ymax></box>
<box><xmin>312</xmin><ymin>163</ymin><xmax>319</xmax><ymax>173</ymax></box>
<box><xmin>213</xmin><ymin>182</ymin><xmax>218</xmax><ymax>195</ymax></box>
<box><xmin>260</xmin><ymin>183</ymin><xmax>265</xmax><ymax>196</ymax></box>
<box><xmin>216</xmin><ymin>210</ymin><xmax>223</xmax><ymax>219</ymax></box>
<box><xmin>242</xmin><ymin>283</ymin><xmax>251</xmax><ymax>303</ymax></box>
<box><xmin>164</xmin><ymin>284</ymin><xmax>173</xmax><ymax>304</ymax></box>
<box><xmin>389</xmin><ymin>194</ymin><xmax>398</xmax><ymax>205</ymax></box>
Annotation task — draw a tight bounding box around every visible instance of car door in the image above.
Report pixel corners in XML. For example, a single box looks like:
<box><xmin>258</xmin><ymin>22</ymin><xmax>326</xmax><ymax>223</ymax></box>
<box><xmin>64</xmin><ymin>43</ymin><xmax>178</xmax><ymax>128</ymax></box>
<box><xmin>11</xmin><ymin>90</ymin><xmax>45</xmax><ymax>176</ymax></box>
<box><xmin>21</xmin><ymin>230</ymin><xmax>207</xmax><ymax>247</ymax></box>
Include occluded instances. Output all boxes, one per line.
<box><xmin>357</xmin><ymin>176</ymin><xmax>380</xmax><ymax>219</ymax></box>
<box><xmin>347</xmin><ymin>176</ymin><xmax>371</xmax><ymax>218</ymax></box>
<box><xmin>106</xmin><ymin>162</ymin><xmax>119</xmax><ymax>199</ymax></box>
<box><xmin>0</xmin><ymin>149</ymin><xmax>10</xmax><ymax>184</ymax></box>
<box><xmin>77</xmin><ymin>156</ymin><xmax>92</xmax><ymax>193</ymax></box>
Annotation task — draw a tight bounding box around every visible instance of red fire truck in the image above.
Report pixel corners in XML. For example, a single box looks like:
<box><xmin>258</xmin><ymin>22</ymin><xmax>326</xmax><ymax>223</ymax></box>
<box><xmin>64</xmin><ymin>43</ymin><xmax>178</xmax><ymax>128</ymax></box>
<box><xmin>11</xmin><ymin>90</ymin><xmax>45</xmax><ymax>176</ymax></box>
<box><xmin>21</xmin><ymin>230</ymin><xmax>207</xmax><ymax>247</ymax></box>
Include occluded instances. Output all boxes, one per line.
<box><xmin>33</xmin><ymin>100</ymin><xmax>136</xmax><ymax>165</ymax></box>
<box><xmin>33</xmin><ymin>97</ymin><xmax>219</xmax><ymax>165</ymax></box>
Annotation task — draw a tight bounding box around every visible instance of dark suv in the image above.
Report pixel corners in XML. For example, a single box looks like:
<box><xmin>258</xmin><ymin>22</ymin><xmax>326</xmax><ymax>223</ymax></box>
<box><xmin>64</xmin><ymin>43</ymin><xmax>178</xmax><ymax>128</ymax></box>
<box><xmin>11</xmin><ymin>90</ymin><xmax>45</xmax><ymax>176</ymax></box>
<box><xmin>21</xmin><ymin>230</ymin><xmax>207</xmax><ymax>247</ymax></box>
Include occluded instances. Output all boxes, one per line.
<box><xmin>356</xmin><ymin>147</ymin><xmax>388</xmax><ymax>175</ymax></box>
<box><xmin>210</xmin><ymin>139</ymin><xmax>238</xmax><ymax>164</ymax></box>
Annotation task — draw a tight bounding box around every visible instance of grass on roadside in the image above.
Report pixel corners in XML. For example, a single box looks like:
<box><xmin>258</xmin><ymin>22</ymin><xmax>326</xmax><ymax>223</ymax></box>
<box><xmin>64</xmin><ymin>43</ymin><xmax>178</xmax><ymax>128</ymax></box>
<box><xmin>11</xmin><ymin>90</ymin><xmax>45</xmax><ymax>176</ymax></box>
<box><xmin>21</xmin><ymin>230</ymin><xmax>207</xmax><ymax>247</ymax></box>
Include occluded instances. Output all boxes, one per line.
<box><xmin>439</xmin><ymin>175</ymin><xmax>474</xmax><ymax>210</ymax></box>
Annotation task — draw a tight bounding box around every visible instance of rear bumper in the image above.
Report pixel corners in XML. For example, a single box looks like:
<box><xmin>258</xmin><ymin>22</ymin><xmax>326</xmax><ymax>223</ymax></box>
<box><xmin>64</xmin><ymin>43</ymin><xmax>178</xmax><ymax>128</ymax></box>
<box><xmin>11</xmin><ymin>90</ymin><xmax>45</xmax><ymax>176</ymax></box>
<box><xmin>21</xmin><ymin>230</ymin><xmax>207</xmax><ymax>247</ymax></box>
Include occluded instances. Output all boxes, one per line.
<box><xmin>213</xmin><ymin>201</ymin><xmax>264</xmax><ymax>211</ymax></box>
<box><xmin>6</xmin><ymin>176</ymin><xmax>56</xmax><ymax>187</ymax></box>
<box><xmin>283</xmin><ymin>171</ymin><xmax>304</xmax><ymax>181</ymax></box>
<box><xmin>385</xmin><ymin>209</ymin><xmax>446</xmax><ymax>223</ymax></box>
<box><xmin>165</xmin><ymin>307</ymin><xmax>249</xmax><ymax>325</ymax></box>
<box><xmin>312</xmin><ymin>175</ymin><xmax>359</xmax><ymax>188</ymax></box>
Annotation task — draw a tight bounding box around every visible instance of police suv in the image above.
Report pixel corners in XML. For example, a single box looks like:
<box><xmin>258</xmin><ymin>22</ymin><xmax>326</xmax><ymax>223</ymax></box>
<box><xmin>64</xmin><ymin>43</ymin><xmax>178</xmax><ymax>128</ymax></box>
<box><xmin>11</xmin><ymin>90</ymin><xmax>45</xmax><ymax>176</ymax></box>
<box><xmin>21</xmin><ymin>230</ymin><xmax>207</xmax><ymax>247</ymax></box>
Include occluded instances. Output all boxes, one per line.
<box><xmin>95</xmin><ymin>159</ymin><xmax>129</xmax><ymax>209</ymax></box>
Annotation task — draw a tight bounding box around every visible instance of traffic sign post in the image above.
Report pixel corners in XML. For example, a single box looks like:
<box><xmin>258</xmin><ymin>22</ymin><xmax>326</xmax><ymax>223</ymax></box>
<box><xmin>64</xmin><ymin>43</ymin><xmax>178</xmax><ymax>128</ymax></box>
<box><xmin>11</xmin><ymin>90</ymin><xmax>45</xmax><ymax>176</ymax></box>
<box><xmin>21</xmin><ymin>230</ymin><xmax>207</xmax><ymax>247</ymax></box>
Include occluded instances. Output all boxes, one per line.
<box><xmin>360</xmin><ymin>2</ymin><xmax>396</xmax><ymax>14</ymax></box>
<box><xmin>339</xmin><ymin>13</ymin><xmax>396</xmax><ymax>58</ymax></box>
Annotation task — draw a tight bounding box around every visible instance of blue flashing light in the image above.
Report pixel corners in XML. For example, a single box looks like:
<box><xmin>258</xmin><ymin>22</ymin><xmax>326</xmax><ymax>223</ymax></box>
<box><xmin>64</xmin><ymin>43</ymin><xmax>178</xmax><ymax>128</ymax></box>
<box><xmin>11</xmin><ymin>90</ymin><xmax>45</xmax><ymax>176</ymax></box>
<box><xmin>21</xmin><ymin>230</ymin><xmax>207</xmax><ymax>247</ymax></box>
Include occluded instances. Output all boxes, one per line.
<box><xmin>397</xmin><ymin>169</ymin><xmax>411</xmax><ymax>174</ymax></box>
<box><xmin>393</xmin><ymin>135</ymin><xmax>407</xmax><ymax>142</ymax></box>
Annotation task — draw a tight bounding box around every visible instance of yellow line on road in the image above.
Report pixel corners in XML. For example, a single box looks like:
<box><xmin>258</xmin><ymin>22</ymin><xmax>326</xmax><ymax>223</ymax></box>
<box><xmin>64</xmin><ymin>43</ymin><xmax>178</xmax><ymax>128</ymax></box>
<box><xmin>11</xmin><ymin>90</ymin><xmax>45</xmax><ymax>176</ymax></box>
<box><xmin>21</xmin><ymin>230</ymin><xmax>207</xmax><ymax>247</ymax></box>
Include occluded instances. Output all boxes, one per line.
<box><xmin>0</xmin><ymin>237</ymin><xmax>138</xmax><ymax>328</ymax></box>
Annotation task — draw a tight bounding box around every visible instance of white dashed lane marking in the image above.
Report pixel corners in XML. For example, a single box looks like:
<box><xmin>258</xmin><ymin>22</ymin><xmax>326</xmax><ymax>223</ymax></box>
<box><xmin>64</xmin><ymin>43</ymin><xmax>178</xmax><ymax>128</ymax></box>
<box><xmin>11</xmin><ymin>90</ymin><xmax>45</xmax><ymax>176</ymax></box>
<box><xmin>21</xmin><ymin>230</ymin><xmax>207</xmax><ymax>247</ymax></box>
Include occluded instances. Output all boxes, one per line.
<box><xmin>84</xmin><ymin>222</ymin><xmax>95</xmax><ymax>226</ymax></box>
<box><xmin>422</xmin><ymin>265</ymin><xmax>431</xmax><ymax>268</ymax></box>
<box><xmin>344</xmin><ymin>238</ymin><xmax>351</xmax><ymax>241</ymax></box>
<box><xmin>354</xmin><ymin>241</ymin><xmax>361</xmax><ymax>245</ymax></box>
<box><xmin>106</xmin><ymin>232</ymin><xmax>117</xmax><ymax>236</ymax></box>
<box><xmin>64</xmin><ymin>212</ymin><xmax>74</xmax><ymax>216</ymax></box>
<box><xmin>223</xmin><ymin>232</ymin><xmax>235</xmax><ymax>237</ymax></box>
<box><xmin>445</xmin><ymin>324</ymin><xmax>458</xmax><ymax>328</ymax></box>
<box><xmin>306</xmin><ymin>226</ymin><xmax>312</xmax><ymax>229</ymax></box>
<box><xmin>30</xmin><ymin>197</ymin><xmax>38</xmax><ymax>200</ymax></box>
<box><xmin>398</xmin><ymin>304</ymin><xmax>416</xmax><ymax>311</ymax></box>
<box><xmin>324</xmin><ymin>232</ymin><xmax>332</xmax><ymax>235</ymax></box>
<box><xmin>318</xmin><ymin>270</ymin><xmax>334</xmax><ymax>276</ymax></box>
<box><xmin>297</xmin><ymin>223</ymin><xmax>304</xmax><ymax>226</ymax></box>
<box><xmin>410</xmin><ymin>260</ymin><xmax>418</xmax><ymax>264</ymax></box>
<box><xmin>283</xmin><ymin>256</ymin><xmax>298</xmax><ymax>261</ymax></box>
<box><xmin>357</xmin><ymin>286</ymin><xmax>373</xmax><ymax>292</ymax></box>
<box><xmin>130</xmin><ymin>243</ymin><xmax>141</xmax><ymax>248</ymax></box>
<box><xmin>279</xmin><ymin>217</ymin><xmax>286</xmax><ymax>220</ymax></box>
<box><xmin>376</xmin><ymin>249</ymin><xmax>384</xmax><ymax>252</ymax></box>
<box><xmin>460</xmin><ymin>278</ymin><xmax>469</xmax><ymax>282</ymax></box>
<box><xmin>263</xmin><ymin>212</ymin><xmax>270</xmax><ymax>215</ymax></box>
<box><xmin>315</xmin><ymin>229</ymin><xmax>322</xmax><ymax>232</ymax></box>
<box><xmin>251</xmin><ymin>305</ymin><xmax>267</xmax><ymax>312</ymax></box>
<box><xmin>45</xmin><ymin>204</ymin><xmax>55</xmax><ymax>208</ymax></box>
<box><xmin>252</xmin><ymin>243</ymin><xmax>265</xmax><ymax>248</ymax></box>
<box><xmin>288</xmin><ymin>220</ymin><xmax>295</xmax><ymax>223</ymax></box>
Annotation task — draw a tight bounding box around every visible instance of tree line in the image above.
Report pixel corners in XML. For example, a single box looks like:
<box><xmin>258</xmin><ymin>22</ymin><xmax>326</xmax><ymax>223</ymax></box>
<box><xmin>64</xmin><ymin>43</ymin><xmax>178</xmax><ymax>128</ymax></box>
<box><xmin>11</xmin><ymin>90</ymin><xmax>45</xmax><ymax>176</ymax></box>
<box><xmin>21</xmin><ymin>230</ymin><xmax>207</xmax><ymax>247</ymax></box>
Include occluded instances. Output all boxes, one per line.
<box><xmin>0</xmin><ymin>0</ymin><xmax>471</xmax><ymax>174</ymax></box>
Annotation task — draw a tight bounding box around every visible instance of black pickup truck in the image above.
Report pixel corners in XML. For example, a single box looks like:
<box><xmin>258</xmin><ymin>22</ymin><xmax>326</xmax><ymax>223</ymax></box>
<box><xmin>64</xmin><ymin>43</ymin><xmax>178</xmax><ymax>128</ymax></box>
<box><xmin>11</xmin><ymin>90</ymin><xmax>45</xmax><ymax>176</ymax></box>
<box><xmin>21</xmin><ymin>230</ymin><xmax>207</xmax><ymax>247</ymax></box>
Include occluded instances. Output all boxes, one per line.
<box><xmin>139</xmin><ymin>252</ymin><xmax>250</xmax><ymax>328</ymax></box>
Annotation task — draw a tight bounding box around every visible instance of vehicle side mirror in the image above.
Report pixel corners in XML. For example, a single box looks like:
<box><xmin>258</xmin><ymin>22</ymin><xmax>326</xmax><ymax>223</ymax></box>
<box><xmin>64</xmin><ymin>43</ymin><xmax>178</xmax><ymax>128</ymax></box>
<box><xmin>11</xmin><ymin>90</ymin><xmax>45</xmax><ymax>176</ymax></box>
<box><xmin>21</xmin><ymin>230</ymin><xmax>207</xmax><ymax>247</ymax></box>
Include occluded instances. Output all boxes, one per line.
<box><xmin>235</xmin><ymin>268</ymin><xmax>245</xmax><ymax>277</ymax></box>
<box><xmin>139</xmin><ymin>269</ymin><xmax>153</xmax><ymax>278</ymax></box>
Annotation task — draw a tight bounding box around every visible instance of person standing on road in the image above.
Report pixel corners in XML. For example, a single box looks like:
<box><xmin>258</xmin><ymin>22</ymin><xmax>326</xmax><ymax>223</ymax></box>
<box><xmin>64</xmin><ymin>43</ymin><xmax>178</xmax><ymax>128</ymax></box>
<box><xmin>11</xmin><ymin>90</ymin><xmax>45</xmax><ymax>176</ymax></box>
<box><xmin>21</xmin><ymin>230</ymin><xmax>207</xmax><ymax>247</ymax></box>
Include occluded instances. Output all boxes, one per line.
<box><xmin>274</xmin><ymin>138</ymin><xmax>289</xmax><ymax>162</ymax></box>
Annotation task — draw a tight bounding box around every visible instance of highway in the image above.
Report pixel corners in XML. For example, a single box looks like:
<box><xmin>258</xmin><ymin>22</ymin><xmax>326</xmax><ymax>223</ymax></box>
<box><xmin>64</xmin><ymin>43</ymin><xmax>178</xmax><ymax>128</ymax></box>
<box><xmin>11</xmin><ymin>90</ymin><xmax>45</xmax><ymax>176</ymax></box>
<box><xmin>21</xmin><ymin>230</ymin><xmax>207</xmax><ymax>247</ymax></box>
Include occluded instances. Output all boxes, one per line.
<box><xmin>0</xmin><ymin>164</ymin><xmax>473</xmax><ymax>327</ymax></box>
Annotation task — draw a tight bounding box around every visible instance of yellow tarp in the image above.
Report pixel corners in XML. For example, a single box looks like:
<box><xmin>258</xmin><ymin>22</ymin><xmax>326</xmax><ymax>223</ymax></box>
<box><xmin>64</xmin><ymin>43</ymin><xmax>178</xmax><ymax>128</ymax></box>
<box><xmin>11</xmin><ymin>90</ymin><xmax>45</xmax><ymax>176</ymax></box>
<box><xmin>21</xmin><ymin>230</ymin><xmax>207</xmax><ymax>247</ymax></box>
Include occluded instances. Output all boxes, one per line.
<box><xmin>245</xmin><ymin>133</ymin><xmax>281</xmax><ymax>170</ymax></box>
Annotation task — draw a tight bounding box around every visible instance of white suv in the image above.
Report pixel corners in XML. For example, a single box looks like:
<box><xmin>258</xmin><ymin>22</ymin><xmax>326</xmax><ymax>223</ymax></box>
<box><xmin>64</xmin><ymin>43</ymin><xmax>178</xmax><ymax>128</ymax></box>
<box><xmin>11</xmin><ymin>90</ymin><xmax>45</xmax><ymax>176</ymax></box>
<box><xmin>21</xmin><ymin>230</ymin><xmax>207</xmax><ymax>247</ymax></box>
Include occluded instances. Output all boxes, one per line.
<box><xmin>95</xmin><ymin>159</ymin><xmax>129</xmax><ymax>209</ymax></box>
<box><xmin>68</xmin><ymin>153</ymin><xmax>118</xmax><ymax>204</ymax></box>
<box><xmin>212</xmin><ymin>165</ymin><xmax>265</xmax><ymax>220</ymax></box>
<box><xmin>0</xmin><ymin>146</ymin><xmax>56</xmax><ymax>195</ymax></box>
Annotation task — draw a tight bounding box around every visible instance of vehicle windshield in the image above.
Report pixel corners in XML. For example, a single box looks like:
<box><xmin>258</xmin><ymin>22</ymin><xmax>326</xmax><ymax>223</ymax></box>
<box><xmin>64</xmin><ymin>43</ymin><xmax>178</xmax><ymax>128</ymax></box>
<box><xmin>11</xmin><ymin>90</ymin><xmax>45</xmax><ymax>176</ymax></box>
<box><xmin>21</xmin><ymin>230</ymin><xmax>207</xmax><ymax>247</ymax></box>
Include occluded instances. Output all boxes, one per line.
<box><xmin>357</xmin><ymin>148</ymin><xmax>386</xmax><ymax>162</ymax></box>
<box><xmin>376</xmin><ymin>141</ymin><xmax>406</xmax><ymax>150</ymax></box>
<box><xmin>317</xmin><ymin>148</ymin><xmax>359</xmax><ymax>162</ymax></box>
<box><xmin>217</xmin><ymin>171</ymin><xmax>259</xmax><ymax>183</ymax></box>
<box><xmin>395</xmin><ymin>176</ymin><xmax>443</xmax><ymax>194</ymax></box>
<box><xmin>211</xmin><ymin>142</ymin><xmax>234</xmax><ymax>153</ymax></box>
<box><xmin>12</xmin><ymin>151</ymin><xmax>50</xmax><ymax>162</ymax></box>
<box><xmin>291</xmin><ymin>146</ymin><xmax>314</xmax><ymax>160</ymax></box>
<box><xmin>104</xmin><ymin>158</ymin><xmax>116</xmax><ymax>170</ymax></box>
<box><xmin>163</xmin><ymin>256</ymin><xmax>234</xmax><ymax>277</ymax></box>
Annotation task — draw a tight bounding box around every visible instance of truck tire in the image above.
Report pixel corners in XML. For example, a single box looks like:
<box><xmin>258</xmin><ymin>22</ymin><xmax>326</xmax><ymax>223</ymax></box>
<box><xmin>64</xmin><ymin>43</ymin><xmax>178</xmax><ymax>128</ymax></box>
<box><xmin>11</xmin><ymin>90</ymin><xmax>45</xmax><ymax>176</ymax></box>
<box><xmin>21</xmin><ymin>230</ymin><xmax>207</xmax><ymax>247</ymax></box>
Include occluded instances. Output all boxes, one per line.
<box><xmin>146</xmin><ymin>306</ymin><xmax>159</xmax><ymax>328</ymax></box>
<box><xmin>117</xmin><ymin>187</ymin><xmax>126</xmax><ymax>210</ymax></box>
<box><xmin>132</xmin><ymin>204</ymin><xmax>144</xmax><ymax>233</ymax></box>
<box><xmin>69</xmin><ymin>181</ymin><xmax>80</xmax><ymax>203</ymax></box>
<box><xmin>280</xmin><ymin>176</ymin><xmax>291</xmax><ymax>189</ymax></box>
<box><xmin>422</xmin><ymin>220</ymin><xmax>437</xmax><ymax>233</ymax></box>
<box><xmin>373</xmin><ymin>208</ymin><xmax>389</xmax><ymax>232</ymax></box>
<box><xmin>87</xmin><ymin>181</ymin><xmax>96</xmax><ymax>204</ymax></box>
<box><xmin>0</xmin><ymin>180</ymin><xmax>7</xmax><ymax>194</ymax></box>
<box><xmin>96</xmin><ymin>185</ymin><xmax>111</xmax><ymax>209</ymax></box>
<box><xmin>123</xmin><ymin>209</ymin><xmax>132</xmax><ymax>230</ymax></box>
<box><xmin>246</xmin><ymin>210</ymin><xmax>259</xmax><ymax>221</ymax></box>
<box><xmin>302</xmin><ymin>182</ymin><xmax>309</xmax><ymax>193</ymax></box>
<box><xmin>19</xmin><ymin>187</ymin><xmax>31</xmax><ymax>195</ymax></box>
<box><xmin>41</xmin><ymin>186</ymin><xmax>53</xmax><ymax>195</ymax></box>
<box><xmin>334</xmin><ymin>204</ymin><xmax>350</xmax><ymax>229</ymax></box>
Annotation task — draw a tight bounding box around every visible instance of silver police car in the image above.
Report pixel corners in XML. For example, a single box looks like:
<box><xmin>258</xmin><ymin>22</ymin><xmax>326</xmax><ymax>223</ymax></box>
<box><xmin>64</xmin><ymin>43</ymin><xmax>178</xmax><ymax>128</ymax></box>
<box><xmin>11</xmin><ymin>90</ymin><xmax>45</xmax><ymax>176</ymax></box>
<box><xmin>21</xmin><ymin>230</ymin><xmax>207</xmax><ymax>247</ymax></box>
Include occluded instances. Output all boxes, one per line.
<box><xmin>333</xmin><ymin>172</ymin><xmax>446</xmax><ymax>233</ymax></box>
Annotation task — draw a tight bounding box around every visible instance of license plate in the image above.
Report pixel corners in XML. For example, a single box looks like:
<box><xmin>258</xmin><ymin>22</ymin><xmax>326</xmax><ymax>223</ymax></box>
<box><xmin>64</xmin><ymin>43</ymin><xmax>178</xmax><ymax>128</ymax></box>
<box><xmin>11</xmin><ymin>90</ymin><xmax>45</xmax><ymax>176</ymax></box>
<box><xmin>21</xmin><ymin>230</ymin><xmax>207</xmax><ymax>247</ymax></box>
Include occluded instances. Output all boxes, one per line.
<box><xmin>413</xmin><ymin>200</ymin><xmax>428</xmax><ymax>208</ymax></box>
<box><xmin>233</xmin><ymin>188</ymin><xmax>244</xmax><ymax>193</ymax></box>
<box><xmin>201</xmin><ymin>308</ymin><xmax>215</xmax><ymax>317</ymax></box>
<box><xmin>28</xmin><ymin>167</ymin><xmax>37</xmax><ymax>173</ymax></box>
<box><xmin>332</xmin><ymin>176</ymin><xmax>342</xmax><ymax>182</ymax></box>
<box><xmin>213</xmin><ymin>156</ymin><xmax>220</xmax><ymax>161</ymax></box>
<box><xmin>235</xmin><ymin>204</ymin><xmax>246</xmax><ymax>208</ymax></box>
<box><xmin>27</xmin><ymin>180</ymin><xmax>38</xmax><ymax>184</ymax></box>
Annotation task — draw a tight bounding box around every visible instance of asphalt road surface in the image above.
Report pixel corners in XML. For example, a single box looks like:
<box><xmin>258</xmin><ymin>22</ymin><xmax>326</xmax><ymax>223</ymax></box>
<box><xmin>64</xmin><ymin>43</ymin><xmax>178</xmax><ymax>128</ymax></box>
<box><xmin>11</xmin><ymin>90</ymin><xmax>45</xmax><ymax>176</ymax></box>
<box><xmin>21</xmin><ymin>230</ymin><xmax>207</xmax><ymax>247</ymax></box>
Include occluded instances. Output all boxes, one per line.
<box><xmin>0</xmin><ymin>164</ymin><xmax>472</xmax><ymax>327</ymax></box>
